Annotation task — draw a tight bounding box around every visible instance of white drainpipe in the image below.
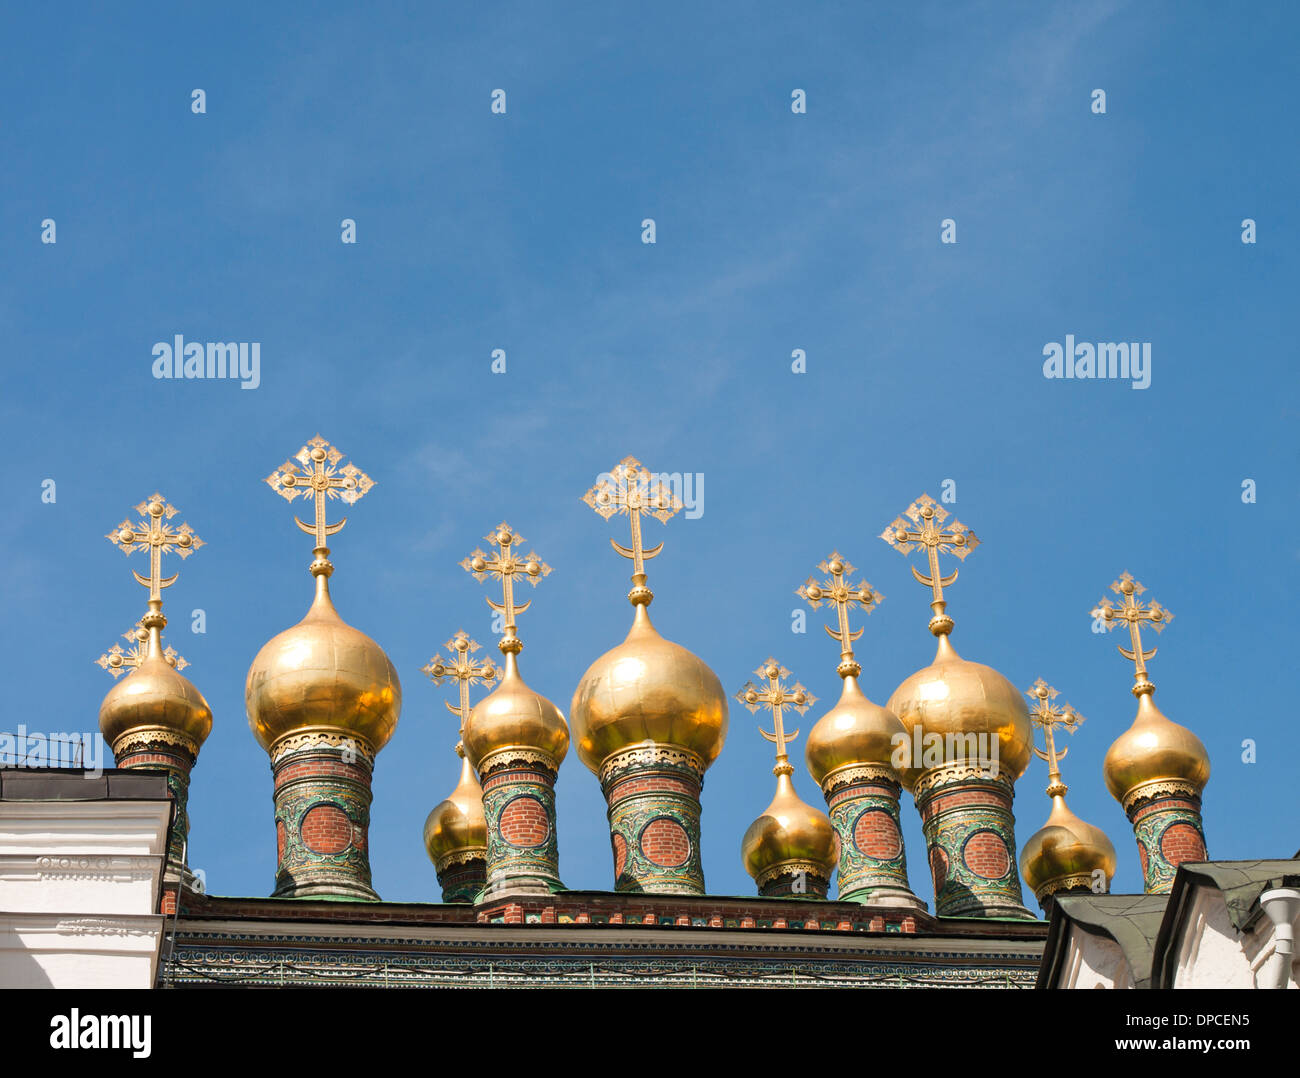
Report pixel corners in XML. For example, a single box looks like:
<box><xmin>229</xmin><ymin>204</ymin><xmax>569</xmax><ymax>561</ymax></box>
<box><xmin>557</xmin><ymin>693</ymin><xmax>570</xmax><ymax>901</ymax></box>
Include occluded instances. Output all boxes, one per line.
<box><xmin>1257</xmin><ymin>887</ymin><xmax>1300</xmax><ymax>989</ymax></box>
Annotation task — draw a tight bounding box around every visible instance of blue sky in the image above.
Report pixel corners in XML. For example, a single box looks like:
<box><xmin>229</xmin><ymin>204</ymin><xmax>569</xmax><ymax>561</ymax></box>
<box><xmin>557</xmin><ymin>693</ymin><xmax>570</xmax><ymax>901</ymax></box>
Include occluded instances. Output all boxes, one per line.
<box><xmin>1</xmin><ymin>2</ymin><xmax>1295</xmax><ymax>908</ymax></box>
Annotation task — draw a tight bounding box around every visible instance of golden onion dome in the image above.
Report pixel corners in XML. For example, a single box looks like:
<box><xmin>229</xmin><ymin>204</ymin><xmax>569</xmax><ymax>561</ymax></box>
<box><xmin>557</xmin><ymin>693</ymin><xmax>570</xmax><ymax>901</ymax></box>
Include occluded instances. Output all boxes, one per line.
<box><xmin>245</xmin><ymin>573</ymin><xmax>401</xmax><ymax>754</ymax></box>
<box><xmin>423</xmin><ymin>748</ymin><xmax>488</xmax><ymax>866</ymax></box>
<box><xmin>886</xmin><ymin>633</ymin><xmax>1031</xmax><ymax>784</ymax></box>
<box><xmin>570</xmin><ymin>603</ymin><xmax>728</xmax><ymax>774</ymax></box>
<box><xmin>99</xmin><ymin>627</ymin><xmax>212</xmax><ymax>752</ymax></box>
<box><xmin>1103</xmin><ymin>691</ymin><xmax>1209</xmax><ymax>804</ymax></box>
<box><xmin>1019</xmin><ymin>793</ymin><xmax>1117</xmax><ymax>899</ymax></box>
<box><xmin>742</xmin><ymin>772</ymin><xmax>840</xmax><ymax>884</ymax></box>
<box><xmin>805</xmin><ymin>673</ymin><xmax>910</xmax><ymax>789</ymax></box>
<box><xmin>462</xmin><ymin>650</ymin><xmax>568</xmax><ymax>770</ymax></box>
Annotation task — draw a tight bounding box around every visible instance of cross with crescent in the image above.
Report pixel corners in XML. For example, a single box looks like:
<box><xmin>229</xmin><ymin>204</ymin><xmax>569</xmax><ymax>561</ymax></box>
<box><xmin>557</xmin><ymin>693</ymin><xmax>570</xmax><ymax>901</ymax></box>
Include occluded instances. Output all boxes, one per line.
<box><xmin>106</xmin><ymin>493</ymin><xmax>203</xmax><ymax>602</ymax></box>
<box><xmin>581</xmin><ymin>456</ymin><xmax>682</xmax><ymax>606</ymax></box>
<box><xmin>460</xmin><ymin>523</ymin><xmax>551</xmax><ymax>654</ymax></box>
<box><xmin>266</xmin><ymin>434</ymin><xmax>374</xmax><ymax>552</ymax></box>
<box><xmin>423</xmin><ymin>631</ymin><xmax>498</xmax><ymax>749</ymax></box>
<box><xmin>736</xmin><ymin>659</ymin><xmax>816</xmax><ymax>776</ymax></box>
<box><xmin>796</xmin><ymin>552</ymin><xmax>883</xmax><ymax>678</ymax></box>
<box><xmin>1091</xmin><ymin>572</ymin><xmax>1173</xmax><ymax>696</ymax></box>
<box><xmin>881</xmin><ymin>493</ymin><xmax>978</xmax><ymax>635</ymax></box>
<box><xmin>1026</xmin><ymin>679</ymin><xmax>1083</xmax><ymax>796</ymax></box>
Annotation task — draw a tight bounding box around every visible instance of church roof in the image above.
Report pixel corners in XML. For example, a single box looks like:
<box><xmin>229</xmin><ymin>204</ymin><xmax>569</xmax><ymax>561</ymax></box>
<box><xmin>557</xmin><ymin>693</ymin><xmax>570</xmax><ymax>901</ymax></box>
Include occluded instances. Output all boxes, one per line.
<box><xmin>1037</xmin><ymin>892</ymin><xmax>1168</xmax><ymax>989</ymax></box>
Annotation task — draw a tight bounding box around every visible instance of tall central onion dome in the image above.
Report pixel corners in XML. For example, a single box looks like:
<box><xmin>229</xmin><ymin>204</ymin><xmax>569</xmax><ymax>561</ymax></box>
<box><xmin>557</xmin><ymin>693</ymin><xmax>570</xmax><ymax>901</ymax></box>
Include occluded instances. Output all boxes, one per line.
<box><xmin>570</xmin><ymin>602</ymin><xmax>728</xmax><ymax>773</ymax></box>
<box><xmin>886</xmin><ymin>632</ymin><xmax>1032</xmax><ymax>783</ymax></box>
<box><xmin>1103</xmin><ymin>691</ymin><xmax>1209</xmax><ymax>808</ymax></box>
<box><xmin>246</xmin><ymin>571</ymin><xmax>401</xmax><ymax>754</ymax></box>
<box><xmin>100</xmin><ymin>617</ymin><xmax>213</xmax><ymax>755</ymax></box>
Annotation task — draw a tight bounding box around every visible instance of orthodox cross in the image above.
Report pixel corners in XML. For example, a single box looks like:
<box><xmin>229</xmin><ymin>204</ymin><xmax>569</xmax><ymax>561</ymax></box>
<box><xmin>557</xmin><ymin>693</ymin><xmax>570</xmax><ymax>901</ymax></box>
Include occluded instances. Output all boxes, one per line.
<box><xmin>880</xmin><ymin>493</ymin><xmax>978</xmax><ymax>635</ymax></box>
<box><xmin>581</xmin><ymin>456</ymin><xmax>682</xmax><ymax>605</ymax></box>
<box><xmin>736</xmin><ymin>659</ymin><xmax>816</xmax><ymax>776</ymax></box>
<box><xmin>1090</xmin><ymin>572</ymin><xmax>1173</xmax><ymax>696</ymax></box>
<box><xmin>1026</xmin><ymin>679</ymin><xmax>1083</xmax><ymax>796</ymax></box>
<box><xmin>96</xmin><ymin>621</ymin><xmax>187</xmax><ymax>679</ymax></box>
<box><xmin>460</xmin><ymin>523</ymin><xmax>551</xmax><ymax>653</ymax></box>
<box><xmin>796</xmin><ymin>552</ymin><xmax>883</xmax><ymax>678</ymax></box>
<box><xmin>106</xmin><ymin>493</ymin><xmax>203</xmax><ymax>603</ymax></box>
<box><xmin>265</xmin><ymin>435</ymin><xmax>374</xmax><ymax>562</ymax></box>
<box><xmin>423</xmin><ymin>631</ymin><xmax>497</xmax><ymax>750</ymax></box>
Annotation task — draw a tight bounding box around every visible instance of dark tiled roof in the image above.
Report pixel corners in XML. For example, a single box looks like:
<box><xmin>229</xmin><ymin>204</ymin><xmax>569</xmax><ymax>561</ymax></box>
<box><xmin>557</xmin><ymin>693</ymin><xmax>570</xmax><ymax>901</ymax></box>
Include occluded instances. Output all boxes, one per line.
<box><xmin>1152</xmin><ymin>859</ymin><xmax>1300</xmax><ymax>987</ymax></box>
<box><xmin>1038</xmin><ymin>893</ymin><xmax>1169</xmax><ymax>989</ymax></box>
<box><xmin>0</xmin><ymin>767</ymin><xmax>171</xmax><ymax>802</ymax></box>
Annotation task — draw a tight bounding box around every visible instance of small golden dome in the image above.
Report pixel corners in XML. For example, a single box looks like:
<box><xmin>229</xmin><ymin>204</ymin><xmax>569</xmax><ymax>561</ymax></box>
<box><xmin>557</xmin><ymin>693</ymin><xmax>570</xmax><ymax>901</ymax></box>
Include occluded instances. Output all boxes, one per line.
<box><xmin>886</xmin><ymin>634</ymin><xmax>1031</xmax><ymax>784</ymax></box>
<box><xmin>99</xmin><ymin>630</ymin><xmax>212</xmax><ymax>752</ymax></box>
<box><xmin>245</xmin><ymin>574</ymin><xmax>401</xmax><ymax>754</ymax></box>
<box><xmin>570</xmin><ymin>603</ymin><xmax>728</xmax><ymax>774</ymax></box>
<box><xmin>462</xmin><ymin>651</ymin><xmax>568</xmax><ymax>770</ymax></box>
<box><xmin>742</xmin><ymin>772</ymin><xmax>840</xmax><ymax>885</ymax></box>
<box><xmin>424</xmin><ymin>749</ymin><xmax>488</xmax><ymax>867</ymax></box>
<box><xmin>1019</xmin><ymin>793</ymin><xmax>1117</xmax><ymax>900</ymax></box>
<box><xmin>805</xmin><ymin>674</ymin><xmax>909</xmax><ymax>788</ymax></box>
<box><xmin>1103</xmin><ymin>692</ymin><xmax>1209</xmax><ymax>805</ymax></box>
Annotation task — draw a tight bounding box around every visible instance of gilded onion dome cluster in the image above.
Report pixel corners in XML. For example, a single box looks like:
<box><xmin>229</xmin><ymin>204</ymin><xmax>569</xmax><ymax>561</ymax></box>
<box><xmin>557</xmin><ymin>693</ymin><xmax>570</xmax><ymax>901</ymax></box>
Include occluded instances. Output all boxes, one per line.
<box><xmin>90</xmin><ymin>447</ymin><xmax>1210</xmax><ymax>914</ymax></box>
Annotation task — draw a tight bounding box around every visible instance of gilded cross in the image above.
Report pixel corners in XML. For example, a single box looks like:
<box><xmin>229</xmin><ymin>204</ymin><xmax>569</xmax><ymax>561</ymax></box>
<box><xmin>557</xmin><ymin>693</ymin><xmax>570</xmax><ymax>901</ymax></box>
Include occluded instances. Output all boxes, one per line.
<box><xmin>581</xmin><ymin>456</ymin><xmax>682</xmax><ymax>605</ymax></box>
<box><xmin>796</xmin><ymin>552</ymin><xmax>883</xmax><ymax>678</ymax></box>
<box><xmin>460</xmin><ymin>523</ymin><xmax>551</xmax><ymax>653</ymax></box>
<box><xmin>1091</xmin><ymin>572</ymin><xmax>1173</xmax><ymax>696</ymax></box>
<box><xmin>881</xmin><ymin>493</ymin><xmax>977</xmax><ymax>635</ymax></box>
<box><xmin>423</xmin><ymin>631</ymin><xmax>497</xmax><ymax>746</ymax></box>
<box><xmin>95</xmin><ymin>622</ymin><xmax>187</xmax><ymax>679</ymax></box>
<box><xmin>736</xmin><ymin>659</ymin><xmax>816</xmax><ymax>776</ymax></box>
<box><xmin>1026</xmin><ymin>679</ymin><xmax>1083</xmax><ymax>795</ymax></box>
<box><xmin>106</xmin><ymin>494</ymin><xmax>203</xmax><ymax>602</ymax></box>
<box><xmin>266</xmin><ymin>435</ymin><xmax>374</xmax><ymax>551</ymax></box>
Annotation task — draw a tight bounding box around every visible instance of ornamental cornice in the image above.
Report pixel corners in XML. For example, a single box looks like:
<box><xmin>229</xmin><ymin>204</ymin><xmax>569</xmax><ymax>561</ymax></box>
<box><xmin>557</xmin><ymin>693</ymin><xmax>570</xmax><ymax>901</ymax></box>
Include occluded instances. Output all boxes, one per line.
<box><xmin>913</xmin><ymin>761</ymin><xmax>1015</xmax><ymax>800</ymax></box>
<box><xmin>477</xmin><ymin>746</ymin><xmax>560</xmax><ymax>777</ymax></box>
<box><xmin>820</xmin><ymin>763</ymin><xmax>899</xmax><ymax>795</ymax></box>
<box><xmin>269</xmin><ymin>727</ymin><xmax>376</xmax><ymax>767</ymax></box>
<box><xmin>598</xmin><ymin>743</ymin><xmax>706</xmax><ymax>787</ymax></box>
<box><xmin>1121</xmin><ymin>777</ymin><xmax>1203</xmax><ymax>815</ymax></box>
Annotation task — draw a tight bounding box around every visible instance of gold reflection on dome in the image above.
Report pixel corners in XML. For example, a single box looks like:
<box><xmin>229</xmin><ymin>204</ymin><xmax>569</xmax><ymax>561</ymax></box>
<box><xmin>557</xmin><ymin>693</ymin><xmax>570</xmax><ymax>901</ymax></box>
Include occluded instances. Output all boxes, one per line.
<box><xmin>1090</xmin><ymin>573</ymin><xmax>1209</xmax><ymax>807</ymax></box>
<box><xmin>245</xmin><ymin>435</ymin><xmax>401</xmax><ymax>755</ymax></box>
<box><xmin>1018</xmin><ymin>680</ymin><xmax>1116</xmax><ymax>899</ymax></box>
<box><xmin>570</xmin><ymin>457</ymin><xmax>728</xmax><ymax>773</ymax></box>
<box><xmin>99</xmin><ymin>621</ymin><xmax>212</xmax><ymax>751</ymax></box>
<box><xmin>880</xmin><ymin>495</ymin><xmax>1031</xmax><ymax>782</ymax></box>
<box><xmin>424</xmin><ymin>747</ymin><xmax>488</xmax><ymax>865</ymax></box>
<box><xmin>246</xmin><ymin>573</ymin><xmax>401</xmax><ymax>753</ymax></box>
<box><xmin>571</xmin><ymin>603</ymin><xmax>728</xmax><ymax>773</ymax></box>
<box><xmin>737</xmin><ymin>660</ymin><xmax>838</xmax><ymax>884</ymax></box>
<box><xmin>796</xmin><ymin>555</ymin><xmax>908</xmax><ymax>788</ymax></box>
<box><xmin>886</xmin><ymin>634</ymin><xmax>1032</xmax><ymax>783</ymax></box>
<box><xmin>98</xmin><ymin>493</ymin><xmax>211</xmax><ymax>754</ymax></box>
<box><xmin>457</xmin><ymin>523</ymin><xmax>568</xmax><ymax>768</ymax></box>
